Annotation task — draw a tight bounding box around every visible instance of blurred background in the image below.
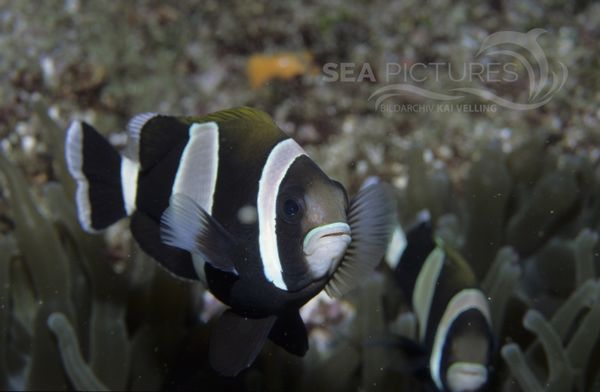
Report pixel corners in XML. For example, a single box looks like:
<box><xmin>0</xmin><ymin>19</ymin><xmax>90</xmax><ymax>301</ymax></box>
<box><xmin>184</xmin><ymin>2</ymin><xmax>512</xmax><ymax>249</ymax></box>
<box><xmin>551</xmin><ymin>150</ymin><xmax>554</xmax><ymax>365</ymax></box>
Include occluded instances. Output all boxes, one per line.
<box><xmin>1</xmin><ymin>0</ymin><xmax>600</xmax><ymax>391</ymax></box>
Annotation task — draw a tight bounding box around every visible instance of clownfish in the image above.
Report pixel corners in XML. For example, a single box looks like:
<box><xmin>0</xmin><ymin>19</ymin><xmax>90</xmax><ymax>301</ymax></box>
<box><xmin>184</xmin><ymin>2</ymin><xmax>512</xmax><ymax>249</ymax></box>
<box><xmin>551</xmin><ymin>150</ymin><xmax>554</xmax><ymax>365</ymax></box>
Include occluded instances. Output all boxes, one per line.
<box><xmin>65</xmin><ymin>107</ymin><xmax>396</xmax><ymax>376</ymax></box>
<box><xmin>386</xmin><ymin>214</ymin><xmax>494</xmax><ymax>392</ymax></box>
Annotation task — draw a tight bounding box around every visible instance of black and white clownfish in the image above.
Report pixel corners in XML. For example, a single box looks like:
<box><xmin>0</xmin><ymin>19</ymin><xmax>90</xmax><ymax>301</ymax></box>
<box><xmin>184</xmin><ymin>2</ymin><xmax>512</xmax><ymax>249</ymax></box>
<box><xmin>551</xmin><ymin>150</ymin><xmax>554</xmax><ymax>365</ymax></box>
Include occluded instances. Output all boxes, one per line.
<box><xmin>65</xmin><ymin>107</ymin><xmax>396</xmax><ymax>376</ymax></box>
<box><xmin>386</xmin><ymin>213</ymin><xmax>494</xmax><ymax>392</ymax></box>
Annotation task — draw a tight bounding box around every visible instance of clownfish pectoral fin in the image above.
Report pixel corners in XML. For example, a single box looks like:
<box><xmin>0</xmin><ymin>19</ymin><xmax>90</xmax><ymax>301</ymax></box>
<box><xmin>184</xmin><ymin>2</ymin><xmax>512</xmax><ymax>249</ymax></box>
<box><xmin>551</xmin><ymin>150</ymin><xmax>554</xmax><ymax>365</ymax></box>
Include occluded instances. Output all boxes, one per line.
<box><xmin>268</xmin><ymin>310</ymin><xmax>308</xmax><ymax>357</ymax></box>
<box><xmin>325</xmin><ymin>180</ymin><xmax>397</xmax><ymax>298</ymax></box>
<box><xmin>160</xmin><ymin>193</ymin><xmax>238</xmax><ymax>275</ymax></box>
<box><xmin>209</xmin><ymin>310</ymin><xmax>277</xmax><ymax>377</ymax></box>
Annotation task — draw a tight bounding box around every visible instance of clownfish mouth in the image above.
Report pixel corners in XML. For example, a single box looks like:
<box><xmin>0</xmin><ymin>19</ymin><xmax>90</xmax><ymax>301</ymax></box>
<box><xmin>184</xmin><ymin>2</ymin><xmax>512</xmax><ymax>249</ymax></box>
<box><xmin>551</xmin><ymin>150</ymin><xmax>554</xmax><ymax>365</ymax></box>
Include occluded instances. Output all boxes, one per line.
<box><xmin>445</xmin><ymin>362</ymin><xmax>488</xmax><ymax>392</ymax></box>
<box><xmin>321</xmin><ymin>231</ymin><xmax>349</xmax><ymax>238</ymax></box>
<box><xmin>303</xmin><ymin>222</ymin><xmax>351</xmax><ymax>279</ymax></box>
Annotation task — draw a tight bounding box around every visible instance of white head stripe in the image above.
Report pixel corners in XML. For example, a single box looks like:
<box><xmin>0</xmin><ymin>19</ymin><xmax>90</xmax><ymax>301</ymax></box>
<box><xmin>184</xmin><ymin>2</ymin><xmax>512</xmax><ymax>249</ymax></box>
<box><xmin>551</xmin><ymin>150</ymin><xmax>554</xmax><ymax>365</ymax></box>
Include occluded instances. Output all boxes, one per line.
<box><xmin>413</xmin><ymin>247</ymin><xmax>445</xmax><ymax>341</ymax></box>
<box><xmin>120</xmin><ymin>157</ymin><xmax>139</xmax><ymax>215</ymax></box>
<box><xmin>257</xmin><ymin>138</ymin><xmax>306</xmax><ymax>290</ymax></box>
<box><xmin>65</xmin><ymin>121</ymin><xmax>95</xmax><ymax>232</ymax></box>
<box><xmin>430</xmin><ymin>289</ymin><xmax>491</xmax><ymax>391</ymax></box>
<box><xmin>172</xmin><ymin>122</ymin><xmax>220</xmax><ymax>214</ymax></box>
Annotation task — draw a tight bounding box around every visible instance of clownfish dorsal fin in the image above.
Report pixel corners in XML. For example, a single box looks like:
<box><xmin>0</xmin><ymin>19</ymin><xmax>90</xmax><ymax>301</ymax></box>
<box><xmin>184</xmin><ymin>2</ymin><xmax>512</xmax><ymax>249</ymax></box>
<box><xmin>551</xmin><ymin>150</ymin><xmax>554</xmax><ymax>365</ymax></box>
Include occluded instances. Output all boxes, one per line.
<box><xmin>325</xmin><ymin>180</ymin><xmax>397</xmax><ymax>298</ymax></box>
<box><xmin>126</xmin><ymin>113</ymin><xmax>191</xmax><ymax>171</ymax></box>
<box><xmin>436</xmin><ymin>236</ymin><xmax>478</xmax><ymax>286</ymax></box>
<box><xmin>190</xmin><ymin>106</ymin><xmax>276</xmax><ymax>128</ymax></box>
<box><xmin>160</xmin><ymin>193</ymin><xmax>238</xmax><ymax>275</ymax></box>
<box><xmin>209</xmin><ymin>310</ymin><xmax>277</xmax><ymax>377</ymax></box>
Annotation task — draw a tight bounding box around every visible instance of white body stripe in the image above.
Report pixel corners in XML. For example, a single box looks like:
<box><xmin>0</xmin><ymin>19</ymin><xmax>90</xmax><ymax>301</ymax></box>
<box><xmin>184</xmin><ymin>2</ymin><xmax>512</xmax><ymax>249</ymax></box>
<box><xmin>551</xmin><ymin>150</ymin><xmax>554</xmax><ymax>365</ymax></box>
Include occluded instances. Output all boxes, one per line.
<box><xmin>65</xmin><ymin>121</ymin><xmax>95</xmax><ymax>232</ymax></box>
<box><xmin>430</xmin><ymin>289</ymin><xmax>491</xmax><ymax>391</ymax></box>
<box><xmin>257</xmin><ymin>138</ymin><xmax>306</xmax><ymax>290</ymax></box>
<box><xmin>172</xmin><ymin>122</ymin><xmax>220</xmax><ymax>213</ymax></box>
<box><xmin>120</xmin><ymin>157</ymin><xmax>139</xmax><ymax>215</ymax></box>
<box><xmin>413</xmin><ymin>247</ymin><xmax>445</xmax><ymax>341</ymax></box>
<box><xmin>171</xmin><ymin>122</ymin><xmax>220</xmax><ymax>280</ymax></box>
<box><xmin>384</xmin><ymin>223</ymin><xmax>407</xmax><ymax>269</ymax></box>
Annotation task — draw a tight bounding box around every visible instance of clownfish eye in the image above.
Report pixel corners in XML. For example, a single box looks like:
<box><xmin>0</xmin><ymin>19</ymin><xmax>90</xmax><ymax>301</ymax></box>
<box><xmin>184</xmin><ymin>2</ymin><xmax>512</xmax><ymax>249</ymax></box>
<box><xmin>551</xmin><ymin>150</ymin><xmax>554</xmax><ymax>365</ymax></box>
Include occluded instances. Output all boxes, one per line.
<box><xmin>284</xmin><ymin>199</ymin><xmax>300</xmax><ymax>217</ymax></box>
<box><xmin>281</xmin><ymin>197</ymin><xmax>303</xmax><ymax>223</ymax></box>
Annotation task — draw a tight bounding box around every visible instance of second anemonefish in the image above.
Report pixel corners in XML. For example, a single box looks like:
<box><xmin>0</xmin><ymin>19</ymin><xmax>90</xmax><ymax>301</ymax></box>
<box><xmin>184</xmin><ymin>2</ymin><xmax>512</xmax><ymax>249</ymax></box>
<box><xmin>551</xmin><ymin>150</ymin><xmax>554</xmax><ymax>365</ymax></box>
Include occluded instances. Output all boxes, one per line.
<box><xmin>65</xmin><ymin>107</ymin><xmax>396</xmax><ymax>376</ymax></box>
<box><xmin>386</xmin><ymin>213</ymin><xmax>494</xmax><ymax>392</ymax></box>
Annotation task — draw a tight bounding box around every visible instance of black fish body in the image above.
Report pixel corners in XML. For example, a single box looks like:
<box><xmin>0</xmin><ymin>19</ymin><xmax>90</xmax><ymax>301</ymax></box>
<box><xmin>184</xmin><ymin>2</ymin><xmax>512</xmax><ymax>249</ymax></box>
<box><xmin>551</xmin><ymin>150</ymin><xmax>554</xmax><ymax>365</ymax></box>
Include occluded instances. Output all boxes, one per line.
<box><xmin>387</xmin><ymin>215</ymin><xmax>494</xmax><ymax>392</ymax></box>
<box><xmin>65</xmin><ymin>107</ymin><xmax>396</xmax><ymax>376</ymax></box>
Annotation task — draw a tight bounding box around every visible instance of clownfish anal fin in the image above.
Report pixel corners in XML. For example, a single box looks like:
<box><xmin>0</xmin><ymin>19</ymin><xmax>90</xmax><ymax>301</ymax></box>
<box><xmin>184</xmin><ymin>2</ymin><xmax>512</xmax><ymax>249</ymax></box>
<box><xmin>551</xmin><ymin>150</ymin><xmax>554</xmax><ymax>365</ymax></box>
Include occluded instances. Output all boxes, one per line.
<box><xmin>382</xmin><ymin>336</ymin><xmax>430</xmax><ymax>377</ymax></box>
<box><xmin>209</xmin><ymin>310</ymin><xmax>276</xmax><ymax>377</ymax></box>
<box><xmin>160</xmin><ymin>193</ymin><xmax>238</xmax><ymax>275</ymax></box>
<box><xmin>325</xmin><ymin>181</ymin><xmax>397</xmax><ymax>298</ymax></box>
<box><xmin>130</xmin><ymin>211</ymin><xmax>200</xmax><ymax>280</ymax></box>
<box><xmin>391</xmin><ymin>336</ymin><xmax>428</xmax><ymax>362</ymax></box>
<box><xmin>268</xmin><ymin>310</ymin><xmax>308</xmax><ymax>356</ymax></box>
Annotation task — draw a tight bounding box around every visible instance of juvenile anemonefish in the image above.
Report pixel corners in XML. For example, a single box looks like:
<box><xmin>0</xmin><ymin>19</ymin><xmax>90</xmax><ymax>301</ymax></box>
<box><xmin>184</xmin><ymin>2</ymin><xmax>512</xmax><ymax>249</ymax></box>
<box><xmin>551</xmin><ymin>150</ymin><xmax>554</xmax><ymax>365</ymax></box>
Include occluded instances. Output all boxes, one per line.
<box><xmin>386</xmin><ymin>214</ymin><xmax>494</xmax><ymax>392</ymax></box>
<box><xmin>65</xmin><ymin>107</ymin><xmax>395</xmax><ymax>376</ymax></box>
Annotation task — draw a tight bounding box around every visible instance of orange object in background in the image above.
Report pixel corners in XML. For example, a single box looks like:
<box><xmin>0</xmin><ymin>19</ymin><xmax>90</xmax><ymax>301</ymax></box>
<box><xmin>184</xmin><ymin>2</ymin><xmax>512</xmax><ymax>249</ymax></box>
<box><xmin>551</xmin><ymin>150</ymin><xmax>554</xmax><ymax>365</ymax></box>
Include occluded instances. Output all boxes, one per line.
<box><xmin>247</xmin><ymin>51</ymin><xmax>317</xmax><ymax>89</ymax></box>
